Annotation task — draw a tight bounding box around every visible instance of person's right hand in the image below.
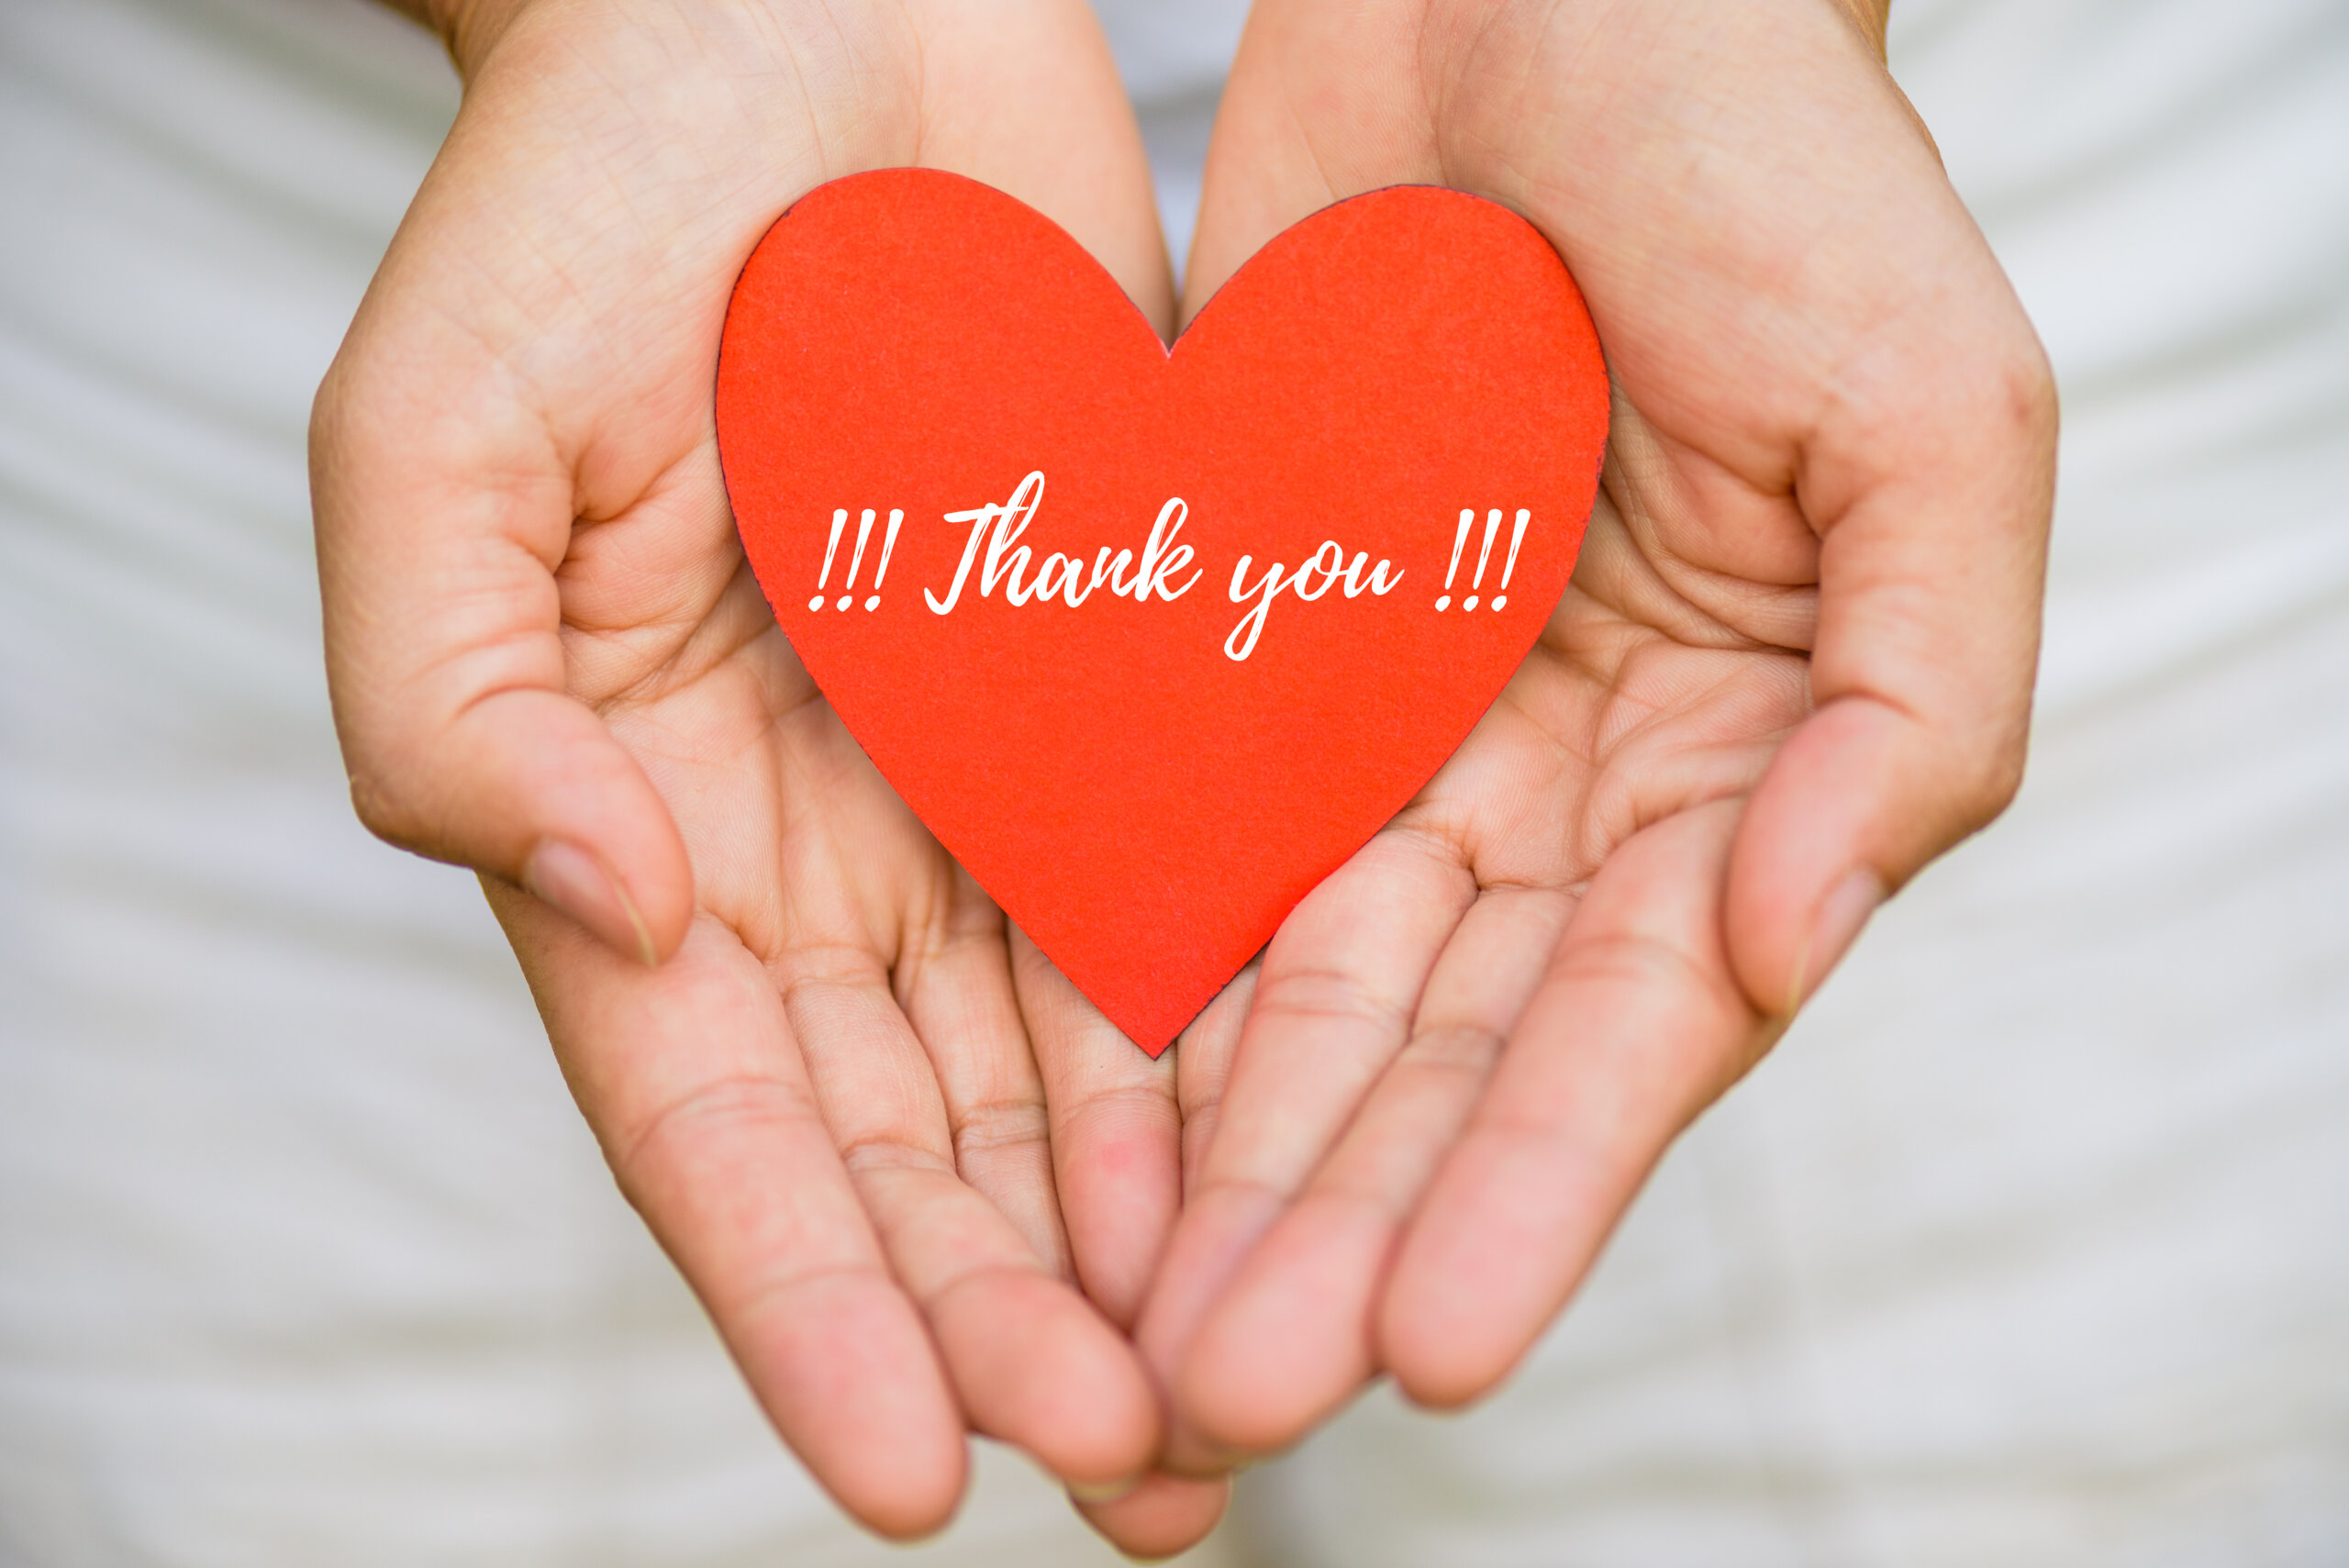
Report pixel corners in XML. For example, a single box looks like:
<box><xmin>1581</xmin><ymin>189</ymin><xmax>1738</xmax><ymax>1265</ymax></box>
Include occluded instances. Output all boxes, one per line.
<box><xmin>313</xmin><ymin>0</ymin><xmax>1186</xmax><ymax>1537</ymax></box>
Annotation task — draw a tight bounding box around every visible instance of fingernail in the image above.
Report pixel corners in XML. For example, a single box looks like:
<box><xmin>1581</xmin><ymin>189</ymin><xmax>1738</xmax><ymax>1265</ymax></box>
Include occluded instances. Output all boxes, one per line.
<box><xmin>1787</xmin><ymin>868</ymin><xmax>1884</xmax><ymax>1016</ymax></box>
<box><xmin>1066</xmin><ymin>1475</ymin><xmax>1141</xmax><ymax>1506</ymax></box>
<box><xmin>522</xmin><ymin>838</ymin><xmax>658</xmax><ymax>966</ymax></box>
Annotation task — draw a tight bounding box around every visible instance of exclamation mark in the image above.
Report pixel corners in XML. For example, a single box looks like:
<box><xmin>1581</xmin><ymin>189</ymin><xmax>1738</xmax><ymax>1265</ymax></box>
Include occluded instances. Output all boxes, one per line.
<box><xmin>836</xmin><ymin>508</ymin><xmax>878</xmax><ymax>609</ymax></box>
<box><xmin>809</xmin><ymin>508</ymin><xmax>848</xmax><ymax>611</ymax></box>
<box><xmin>1491</xmin><ymin>509</ymin><xmax>1530</xmax><ymax>610</ymax></box>
<box><xmin>1436</xmin><ymin>508</ymin><xmax>1474</xmax><ymax>610</ymax></box>
<box><xmin>1464</xmin><ymin>508</ymin><xmax>1502</xmax><ymax>610</ymax></box>
<box><xmin>863</xmin><ymin>509</ymin><xmax>903</xmax><ymax>610</ymax></box>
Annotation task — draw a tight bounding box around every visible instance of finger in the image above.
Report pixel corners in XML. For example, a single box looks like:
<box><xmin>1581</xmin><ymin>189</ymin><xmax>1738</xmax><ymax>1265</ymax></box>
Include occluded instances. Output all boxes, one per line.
<box><xmin>1378</xmin><ymin>799</ymin><xmax>1767</xmax><ymax>1407</ymax></box>
<box><xmin>487</xmin><ymin>886</ymin><xmax>965</xmax><ymax>1539</ymax></box>
<box><xmin>1128</xmin><ymin>962</ymin><xmax>1257</xmax><ymax>1372</ymax></box>
<box><xmin>1135</xmin><ymin>832</ymin><xmax>1474</xmax><ymax>1471</ymax></box>
<box><xmin>1174</xmin><ymin>883</ymin><xmax>1574</xmax><ymax>1456</ymax></box>
<box><xmin>896</xmin><ymin>867</ymin><xmax>1069</xmax><ymax>1276</ymax></box>
<box><xmin>783</xmin><ymin>948</ymin><xmax>1158</xmax><ymax>1493</ymax></box>
<box><xmin>1173</xmin><ymin>957</ymin><xmax>1259</xmax><ymax>1194</ymax></box>
<box><xmin>1660</xmin><ymin>0</ymin><xmax>2053</xmax><ymax>1010</ymax></box>
<box><xmin>1073</xmin><ymin>1470</ymin><xmax>1233</xmax><ymax>1560</ymax></box>
<box><xmin>1011</xmin><ymin>929</ymin><xmax>1181</xmax><ymax>1329</ymax></box>
<box><xmin>1723</xmin><ymin>341</ymin><xmax>2053</xmax><ymax>1012</ymax></box>
<box><xmin>313</xmin><ymin>361</ymin><xmax>701</xmax><ymax>966</ymax></box>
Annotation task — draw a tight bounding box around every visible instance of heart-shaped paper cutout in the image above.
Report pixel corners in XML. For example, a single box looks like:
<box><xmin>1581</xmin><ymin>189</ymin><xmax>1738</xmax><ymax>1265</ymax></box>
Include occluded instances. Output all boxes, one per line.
<box><xmin>718</xmin><ymin>170</ymin><xmax>1607</xmax><ymax>1054</ymax></box>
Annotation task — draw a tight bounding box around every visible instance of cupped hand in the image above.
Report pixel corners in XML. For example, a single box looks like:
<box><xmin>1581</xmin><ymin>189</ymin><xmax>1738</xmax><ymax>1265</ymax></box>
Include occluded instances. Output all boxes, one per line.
<box><xmin>313</xmin><ymin>0</ymin><xmax>1188</xmax><ymax>1536</ymax></box>
<box><xmin>1132</xmin><ymin>0</ymin><xmax>2056</xmax><ymax>1497</ymax></box>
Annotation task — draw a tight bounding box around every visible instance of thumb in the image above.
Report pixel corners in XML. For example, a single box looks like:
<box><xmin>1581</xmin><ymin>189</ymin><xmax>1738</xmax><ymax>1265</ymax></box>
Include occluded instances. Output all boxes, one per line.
<box><xmin>1721</xmin><ymin>315</ymin><xmax>2054</xmax><ymax>1014</ymax></box>
<box><xmin>309</xmin><ymin>329</ymin><xmax>694</xmax><ymax>967</ymax></box>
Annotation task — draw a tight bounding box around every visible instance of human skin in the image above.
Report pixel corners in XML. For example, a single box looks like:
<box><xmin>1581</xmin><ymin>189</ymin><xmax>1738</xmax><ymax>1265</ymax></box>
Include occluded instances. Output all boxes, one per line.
<box><xmin>317</xmin><ymin>0</ymin><xmax>1194</xmax><ymax>1538</ymax></box>
<box><xmin>1081</xmin><ymin>0</ymin><xmax>2054</xmax><ymax>1548</ymax></box>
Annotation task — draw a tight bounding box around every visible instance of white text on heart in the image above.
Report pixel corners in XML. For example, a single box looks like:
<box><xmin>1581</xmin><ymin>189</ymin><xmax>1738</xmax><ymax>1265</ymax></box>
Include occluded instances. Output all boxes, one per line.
<box><xmin>926</xmin><ymin>471</ymin><xmax>1200</xmax><ymax>616</ymax></box>
<box><xmin>918</xmin><ymin>471</ymin><xmax>1403</xmax><ymax>662</ymax></box>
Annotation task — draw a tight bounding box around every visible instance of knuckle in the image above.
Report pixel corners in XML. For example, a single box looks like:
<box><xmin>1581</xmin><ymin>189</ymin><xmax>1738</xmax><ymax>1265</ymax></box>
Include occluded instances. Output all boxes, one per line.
<box><xmin>951</xmin><ymin>1095</ymin><xmax>1051</xmax><ymax>1162</ymax></box>
<box><xmin>1550</xmin><ymin>929</ymin><xmax>1715</xmax><ymax>1006</ymax></box>
<box><xmin>1987</xmin><ymin>730</ymin><xmax>2030</xmax><ymax>810</ymax></box>
<box><xmin>339</xmin><ymin>732</ymin><xmax>474</xmax><ymax>870</ymax></box>
<box><xmin>836</xmin><ymin>1133</ymin><xmax>956</xmax><ymax>1184</ymax></box>
<box><xmin>1394</xmin><ymin>1017</ymin><xmax>1507</xmax><ymax>1080</ymax></box>
<box><xmin>343</xmin><ymin>757</ymin><xmax>427</xmax><ymax>852</ymax></box>
<box><xmin>1963</xmin><ymin>334</ymin><xmax>2061</xmax><ymax>485</ymax></box>
<box><xmin>1249</xmin><ymin>962</ymin><xmax>1410</xmax><ymax>1036</ymax></box>
<box><xmin>614</xmin><ymin>1072</ymin><xmax>820</xmax><ymax>1189</ymax></box>
<box><xmin>1969</xmin><ymin>723</ymin><xmax>2032</xmax><ymax>823</ymax></box>
<box><xmin>1932</xmin><ymin>717</ymin><xmax>2031</xmax><ymax>843</ymax></box>
<box><xmin>1998</xmin><ymin>336</ymin><xmax>2061</xmax><ymax>439</ymax></box>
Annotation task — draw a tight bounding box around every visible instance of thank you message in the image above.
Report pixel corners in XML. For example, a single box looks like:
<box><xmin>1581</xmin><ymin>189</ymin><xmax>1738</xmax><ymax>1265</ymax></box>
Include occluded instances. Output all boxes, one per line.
<box><xmin>801</xmin><ymin>471</ymin><xmax>1542</xmax><ymax>662</ymax></box>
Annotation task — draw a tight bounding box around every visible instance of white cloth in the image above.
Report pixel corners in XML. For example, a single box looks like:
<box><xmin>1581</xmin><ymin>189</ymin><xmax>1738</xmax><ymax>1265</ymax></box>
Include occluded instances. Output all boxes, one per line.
<box><xmin>0</xmin><ymin>0</ymin><xmax>2342</xmax><ymax>1562</ymax></box>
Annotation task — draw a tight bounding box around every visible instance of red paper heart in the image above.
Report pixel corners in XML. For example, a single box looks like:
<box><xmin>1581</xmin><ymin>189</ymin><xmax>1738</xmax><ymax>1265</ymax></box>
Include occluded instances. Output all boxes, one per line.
<box><xmin>717</xmin><ymin>170</ymin><xmax>1607</xmax><ymax>1054</ymax></box>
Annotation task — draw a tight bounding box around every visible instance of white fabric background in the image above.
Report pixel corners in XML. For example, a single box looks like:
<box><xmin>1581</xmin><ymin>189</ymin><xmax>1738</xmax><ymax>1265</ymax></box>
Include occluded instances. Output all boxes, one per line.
<box><xmin>0</xmin><ymin>0</ymin><xmax>2342</xmax><ymax>1562</ymax></box>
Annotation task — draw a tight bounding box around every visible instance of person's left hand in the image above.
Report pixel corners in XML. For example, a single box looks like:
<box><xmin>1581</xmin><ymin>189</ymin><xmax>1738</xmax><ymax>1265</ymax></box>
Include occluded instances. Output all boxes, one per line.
<box><xmin>1115</xmin><ymin>0</ymin><xmax>2055</xmax><ymax>1516</ymax></box>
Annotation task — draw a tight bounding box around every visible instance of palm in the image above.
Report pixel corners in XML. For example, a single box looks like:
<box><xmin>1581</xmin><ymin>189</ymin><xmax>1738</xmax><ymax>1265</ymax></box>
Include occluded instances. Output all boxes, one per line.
<box><xmin>1419</xmin><ymin>494</ymin><xmax>1811</xmax><ymax>914</ymax></box>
